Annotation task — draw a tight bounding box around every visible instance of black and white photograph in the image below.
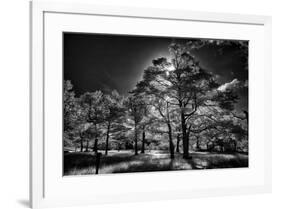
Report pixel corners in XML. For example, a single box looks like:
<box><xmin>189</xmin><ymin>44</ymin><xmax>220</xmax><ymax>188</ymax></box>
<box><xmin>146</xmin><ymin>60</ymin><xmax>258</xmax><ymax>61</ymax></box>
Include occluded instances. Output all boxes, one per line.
<box><xmin>63</xmin><ymin>33</ymin><xmax>249</xmax><ymax>175</ymax></box>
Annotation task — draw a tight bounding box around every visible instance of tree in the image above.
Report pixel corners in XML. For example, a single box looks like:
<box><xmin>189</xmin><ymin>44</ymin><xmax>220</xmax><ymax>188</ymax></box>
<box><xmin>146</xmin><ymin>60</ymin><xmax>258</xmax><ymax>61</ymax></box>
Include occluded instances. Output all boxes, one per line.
<box><xmin>151</xmin><ymin>97</ymin><xmax>175</xmax><ymax>158</ymax></box>
<box><xmin>76</xmin><ymin>122</ymin><xmax>92</xmax><ymax>152</ymax></box>
<box><xmin>63</xmin><ymin>80</ymin><xmax>90</xmax><ymax>152</ymax></box>
<box><xmin>188</xmin><ymin>105</ymin><xmax>247</xmax><ymax>153</ymax></box>
<box><xmin>167</xmin><ymin>43</ymin><xmax>221</xmax><ymax>159</ymax></box>
<box><xmin>132</xmin><ymin>67</ymin><xmax>178</xmax><ymax>158</ymax></box>
<box><xmin>103</xmin><ymin>90</ymin><xmax>125</xmax><ymax>155</ymax></box>
<box><xmin>125</xmin><ymin>96</ymin><xmax>146</xmax><ymax>155</ymax></box>
<box><xmin>130</xmin><ymin>86</ymin><xmax>156</xmax><ymax>154</ymax></box>
<box><xmin>174</xmin><ymin>119</ymin><xmax>182</xmax><ymax>153</ymax></box>
<box><xmin>63</xmin><ymin>80</ymin><xmax>78</xmax><ymax>132</ymax></box>
<box><xmin>137</xmin><ymin>42</ymin><xmax>220</xmax><ymax>159</ymax></box>
<box><xmin>80</xmin><ymin>91</ymin><xmax>105</xmax><ymax>154</ymax></box>
<box><xmin>110</xmin><ymin>122</ymin><xmax>132</xmax><ymax>151</ymax></box>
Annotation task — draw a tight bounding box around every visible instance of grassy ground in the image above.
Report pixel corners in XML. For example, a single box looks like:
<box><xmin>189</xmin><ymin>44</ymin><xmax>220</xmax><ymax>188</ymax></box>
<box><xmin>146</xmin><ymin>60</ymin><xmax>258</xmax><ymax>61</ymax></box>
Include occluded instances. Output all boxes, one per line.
<box><xmin>64</xmin><ymin>150</ymin><xmax>248</xmax><ymax>175</ymax></box>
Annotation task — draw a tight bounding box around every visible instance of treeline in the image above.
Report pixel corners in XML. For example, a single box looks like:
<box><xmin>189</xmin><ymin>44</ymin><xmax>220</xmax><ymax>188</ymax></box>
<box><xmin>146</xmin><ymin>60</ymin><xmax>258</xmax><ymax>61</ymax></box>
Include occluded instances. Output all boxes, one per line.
<box><xmin>64</xmin><ymin>41</ymin><xmax>248</xmax><ymax>159</ymax></box>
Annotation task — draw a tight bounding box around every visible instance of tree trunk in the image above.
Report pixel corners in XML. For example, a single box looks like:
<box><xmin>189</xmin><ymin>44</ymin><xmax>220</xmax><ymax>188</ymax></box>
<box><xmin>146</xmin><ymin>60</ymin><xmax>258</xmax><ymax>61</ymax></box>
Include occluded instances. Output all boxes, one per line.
<box><xmin>166</xmin><ymin>102</ymin><xmax>174</xmax><ymax>159</ymax></box>
<box><xmin>186</xmin><ymin>125</ymin><xmax>192</xmax><ymax>159</ymax></box>
<box><xmin>167</xmin><ymin>123</ymin><xmax>175</xmax><ymax>159</ymax></box>
<box><xmin>176</xmin><ymin>134</ymin><xmax>180</xmax><ymax>153</ymax></box>
<box><xmin>134</xmin><ymin>121</ymin><xmax>138</xmax><ymax>155</ymax></box>
<box><xmin>93</xmin><ymin>124</ymin><xmax>98</xmax><ymax>154</ymax></box>
<box><xmin>208</xmin><ymin>141</ymin><xmax>214</xmax><ymax>151</ymax></box>
<box><xmin>93</xmin><ymin>137</ymin><xmax>98</xmax><ymax>154</ymax></box>
<box><xmin>182</xmin><ymin>121</ymin><xmax>192</xmax><ymax>159</ymax></box>
<box><xmin>220</xmin><ymin>144</ymin><xmax>224</xmax><ymax>152</ymax></box>
<box><xmin>196</xmin><ymin>138</ymin><xmax>200</xmax><ymax>150</ymax></box>
<box><xmin>80</xmin><ymin>132</ymin><xmax>83</xmax><ymax>152</ymax></box>
<box><xmin>233</xmin><ymin>140</ymin><xmax>237</xmax><ymax>152</ymax></box>
<box><xmin>141</xmin><ymin>129</ymin><xmax>145</xmax><ymax>154</ymax></box>
<box><xmin>181</xmin><ymin>111</ymin><xmax>189</xmax><ymax>159</ymax></box>
<box><xmin>105</xmin><ymin>121</ymin><xmax>111</xmax><ymax>155</ymax></box>
<box><xmin>85</xmin><ymin>140</ymin><xmax>89</xmax><ymax>152</ymax></box>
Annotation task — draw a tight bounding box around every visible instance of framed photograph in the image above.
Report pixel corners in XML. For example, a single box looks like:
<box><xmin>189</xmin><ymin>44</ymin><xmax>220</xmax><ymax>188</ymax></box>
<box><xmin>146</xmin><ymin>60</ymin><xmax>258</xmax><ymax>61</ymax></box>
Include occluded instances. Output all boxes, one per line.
<box><xmin>30</xmin><ymin>1</ymin><xmax>272</xmax><ymax>208</ymax></box>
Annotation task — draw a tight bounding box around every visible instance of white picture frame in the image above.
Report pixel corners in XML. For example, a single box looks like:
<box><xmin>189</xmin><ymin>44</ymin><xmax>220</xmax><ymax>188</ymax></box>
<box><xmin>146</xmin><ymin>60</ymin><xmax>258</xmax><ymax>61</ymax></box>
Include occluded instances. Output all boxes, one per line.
<box><xmin>30</xmin><ymin>1</ymin><xmax>272</xmax><ymax>208</ymax></box>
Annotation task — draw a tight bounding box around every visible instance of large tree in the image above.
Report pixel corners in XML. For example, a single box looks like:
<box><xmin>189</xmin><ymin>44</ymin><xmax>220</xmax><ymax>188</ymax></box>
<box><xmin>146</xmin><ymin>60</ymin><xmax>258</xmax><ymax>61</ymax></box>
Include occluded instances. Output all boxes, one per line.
<box><xmin>137</xmin><ymin>42</ymin><xmax>220</xmax><ymax>159</ymax></box>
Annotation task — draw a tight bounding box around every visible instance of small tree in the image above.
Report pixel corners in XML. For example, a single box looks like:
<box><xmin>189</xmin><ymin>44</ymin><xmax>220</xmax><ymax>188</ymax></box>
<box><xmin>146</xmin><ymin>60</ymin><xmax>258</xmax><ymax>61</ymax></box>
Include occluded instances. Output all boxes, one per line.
<box><xmin>63</xmin><ymin>80</ymin><xmax>78</xmax><ymax>132</ymax></box>
<box><xmin>80</xmin><ymin>91</ymin><xmax>105</xmax><ymax>154</ymax></box>
<box><xmin>103</xmin><ymin>90</ymin><xmax>125</xmax><ymax>155</ymax></box>
<box><xmin>63</xmin><ymin>80</ymin><xmax>89</xmax><ymax>152</ymax></box>
<box><xmin>125</xmin><ymin>96</ymin><xmax>146</xmax><ymax>155</ymax></box>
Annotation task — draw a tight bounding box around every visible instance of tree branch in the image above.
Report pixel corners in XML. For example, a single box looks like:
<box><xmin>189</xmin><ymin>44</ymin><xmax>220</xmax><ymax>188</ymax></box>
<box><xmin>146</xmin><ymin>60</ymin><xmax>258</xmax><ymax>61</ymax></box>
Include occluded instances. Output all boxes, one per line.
<box><xmin>231</xmin><ymin>112</ymin><xmax>247</xmax><ymax>120</ymax></box>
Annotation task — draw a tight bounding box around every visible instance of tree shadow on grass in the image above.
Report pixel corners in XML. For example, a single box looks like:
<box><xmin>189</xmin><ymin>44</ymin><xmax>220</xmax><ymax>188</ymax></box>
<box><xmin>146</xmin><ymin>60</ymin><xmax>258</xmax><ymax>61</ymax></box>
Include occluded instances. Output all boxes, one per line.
<box><xmin>64</xmin><ymin>151</ymin><xmax>138</xmax><ymax>174</ymax></box>
<box><xmin>189</xmin><ymin>152</ymin><xmax>248</xmax><ymax>169</ymax></box>
<box><xmin>64</xmin><ymin>151</ymin><xmax>248</xmax><ymax>175</ymax></box>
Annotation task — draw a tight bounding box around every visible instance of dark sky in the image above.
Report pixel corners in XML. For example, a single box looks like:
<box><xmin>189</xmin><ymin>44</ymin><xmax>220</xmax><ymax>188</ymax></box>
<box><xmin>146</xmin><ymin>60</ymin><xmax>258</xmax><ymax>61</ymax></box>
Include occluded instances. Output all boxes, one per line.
<box><xmin>63</xmin><ymin>32</ymin><xmax>248</xmax><ymax>110</ymax></box>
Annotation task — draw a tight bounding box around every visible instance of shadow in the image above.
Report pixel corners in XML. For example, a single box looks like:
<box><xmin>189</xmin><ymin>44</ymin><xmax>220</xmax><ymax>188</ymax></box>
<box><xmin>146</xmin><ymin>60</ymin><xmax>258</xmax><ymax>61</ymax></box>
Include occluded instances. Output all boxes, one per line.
<box><xmin>188</xmin><ymin>152</ymin><xmax>248</xmax><ymax>169</ymax></box>
<box><xmin>111</xmin><ymin>158</ymin><xmax>176</xmax><ymax>173</ymax></box>
<box><xmin>17</xmin><ymin>199</ymin><xmax>29</xmax><ymax>208</ymax></box>
<box><xmin>64</xmin><ymin>152</ymin><xmax>139</xmax><ymax>173</ymax></box>
<box><xmin>64</xmin><ymin>150</ymin><xmax>248</xmax><ymax>175</ymax></box>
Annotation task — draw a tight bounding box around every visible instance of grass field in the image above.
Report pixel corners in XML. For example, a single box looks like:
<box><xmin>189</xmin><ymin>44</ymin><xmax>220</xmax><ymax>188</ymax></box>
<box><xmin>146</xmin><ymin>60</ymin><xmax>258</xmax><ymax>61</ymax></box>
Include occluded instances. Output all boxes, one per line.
<box><xmin>64</xmin><ymin>150</ymin><xmax>248</xmax><ymax>175</ymax></box>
